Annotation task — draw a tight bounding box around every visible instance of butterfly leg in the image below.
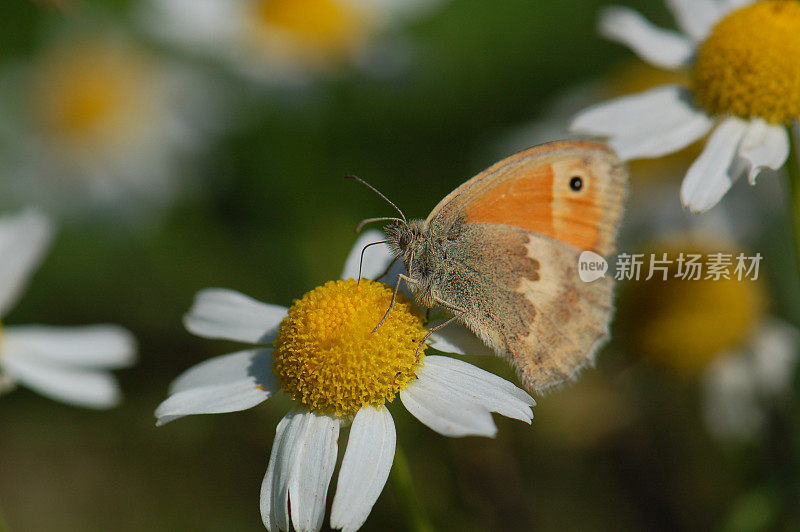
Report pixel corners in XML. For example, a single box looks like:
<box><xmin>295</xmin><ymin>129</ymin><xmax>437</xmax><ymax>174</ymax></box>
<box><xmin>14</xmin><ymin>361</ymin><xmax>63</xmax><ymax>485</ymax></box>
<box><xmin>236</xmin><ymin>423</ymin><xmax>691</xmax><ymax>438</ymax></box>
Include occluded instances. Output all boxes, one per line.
<box><xmin>415</xmin><ymin>313</ymin><xmax>461</xmax><ymax>360</ymax></box>
<box><xmin>372</xmin><ymin>274</ymin><xmax>419</xmax><ymax>334</ymax></box>
<box><xmin>413</xmin><ymin>296</ymin><xmax>467</xmax><ymax>359</ymax></box>
<box><xmin>432</xmin><ymin>296</ymin><xmax>466</xmax><ymax>315</ymax></box>
<box><xmin>372</xmin><ymin>255</ymin><xmax>400</xmax><ymax>283</ymax></box>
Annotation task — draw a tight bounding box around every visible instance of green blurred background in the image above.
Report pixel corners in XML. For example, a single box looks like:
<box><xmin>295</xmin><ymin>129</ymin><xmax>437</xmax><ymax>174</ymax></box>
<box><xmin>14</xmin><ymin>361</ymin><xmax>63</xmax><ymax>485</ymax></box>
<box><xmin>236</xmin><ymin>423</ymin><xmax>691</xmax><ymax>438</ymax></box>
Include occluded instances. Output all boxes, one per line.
<box><xmin>1</xmin><ymin>0</ymin><xmax>800</xmax><ymax>530</ymax></box>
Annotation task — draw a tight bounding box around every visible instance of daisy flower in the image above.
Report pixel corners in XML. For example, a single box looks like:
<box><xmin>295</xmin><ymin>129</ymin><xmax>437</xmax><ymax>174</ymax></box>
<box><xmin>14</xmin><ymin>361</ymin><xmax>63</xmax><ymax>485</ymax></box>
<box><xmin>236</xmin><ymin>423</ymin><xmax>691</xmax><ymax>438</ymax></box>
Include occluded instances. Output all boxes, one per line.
<box><xmin>138</xmin><ymin>0</ymin><xmax>449</xmax><ymax>85</ymax></box>
<box><xmin>0</xmin><ymin>27</ymin><xmax>221</xmax><ymax>218</ymax></box>
<box><xmin>619</xmin><ymin>231</ymin><xmax>799</xmax><ymax>442</ymax></box>
<box><xmin>0</xmin><ymin>210</ymin><xmax>136</xmax><ymax>408</ymax></box>
<box><xmin>155</xmin><ymin>230</ymin><xmax>535</xmax><ymax>531</ymax></box>
<box><xmin>571</xmin><ymin>0</ymin><xmax>800</xmax><ymax>213</ymax></box>
<box><xmin>703</xmin><ymin>318</ymin><xmax>799</xmax><ymax>441</ymax></box>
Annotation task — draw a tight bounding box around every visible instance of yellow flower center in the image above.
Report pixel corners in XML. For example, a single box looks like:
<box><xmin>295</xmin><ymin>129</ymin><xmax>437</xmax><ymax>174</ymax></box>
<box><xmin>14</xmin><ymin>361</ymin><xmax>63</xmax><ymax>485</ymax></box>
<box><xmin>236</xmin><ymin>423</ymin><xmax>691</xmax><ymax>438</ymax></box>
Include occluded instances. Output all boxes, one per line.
<box><xmin>272</xmin><ymin>279</ymin><xmax>427</xmax><ymax>416</ymax></box>
<box><xmin>33</xmin><ymin>41</ymin><xmax>154</xmax><ymax>150</ymax></box>
<box><xmin>621</xmin><ymin>240</ymin><xmax>767</xmax><ymax>376</ymax></box>
<box><xmin>692</xmin><ymin>0</ymin><xmax>800</xmax><ymax>124</ymax></box>
<box><xmin>252</xmin><ymin>0</ymin><xmax>369</xmax><ymax>59</ymax></box>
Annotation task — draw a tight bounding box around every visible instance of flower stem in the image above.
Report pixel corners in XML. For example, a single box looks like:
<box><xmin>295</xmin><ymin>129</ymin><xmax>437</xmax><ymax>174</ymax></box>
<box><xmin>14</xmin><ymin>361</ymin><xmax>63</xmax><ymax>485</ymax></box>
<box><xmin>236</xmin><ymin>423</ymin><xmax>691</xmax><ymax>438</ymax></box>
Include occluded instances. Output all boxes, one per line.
<box><xmin>389</xmin><ymin>444</ymin><xmax>435</xmax><ymax>532</ymax></box>
<box><xmin>788</xmin><ymin>123</ymin><xmax>800</xmax><ymax>284</ymax></box>
<box><xmin>0</xmin><ymin>502</ymin><xmax>10</xmax><ymax>532</ymax></box>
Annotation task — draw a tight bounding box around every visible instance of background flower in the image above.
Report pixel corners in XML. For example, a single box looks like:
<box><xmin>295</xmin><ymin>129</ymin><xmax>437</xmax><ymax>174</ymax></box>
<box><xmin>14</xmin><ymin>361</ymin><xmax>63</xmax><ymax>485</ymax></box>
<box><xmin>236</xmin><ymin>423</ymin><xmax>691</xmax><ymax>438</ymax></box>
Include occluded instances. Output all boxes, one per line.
<box><xmin>571</xmin><ymin>0</ymin><xmax>800</xmax><ymax>213</ymax></box>
<box><xmin>703</xmin><ymin>318</ymin><xmax>799</xmax><ymax>441</ymax></box>
<box><xmin>615</xmin><ymin>198</ymin><xmax>799</xmax><ymax>444</ymax></box>
<box><xmin>0</xmin><ymin>23</ymin><xmax>223</xmax><ymax>220</ymax></box>
<box><xmin>137</xmin><ymin>0</ymin><xmax>450</xmax><ymax>86</ymax></box>
<box><xmin>0</xmin><ymin>210</ymin><xmax>136</xmax><ymax>408</ymax></box>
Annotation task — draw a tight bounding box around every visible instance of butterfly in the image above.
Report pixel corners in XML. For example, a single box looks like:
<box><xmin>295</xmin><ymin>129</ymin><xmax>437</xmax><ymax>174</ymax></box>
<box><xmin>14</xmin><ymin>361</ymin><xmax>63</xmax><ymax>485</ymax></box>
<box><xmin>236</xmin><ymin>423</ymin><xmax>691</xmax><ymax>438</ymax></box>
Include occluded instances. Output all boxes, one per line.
<box><xmin>355</xmin><ymin>140</ymin><xmax>628</xmax><ymax>393</ymax></box>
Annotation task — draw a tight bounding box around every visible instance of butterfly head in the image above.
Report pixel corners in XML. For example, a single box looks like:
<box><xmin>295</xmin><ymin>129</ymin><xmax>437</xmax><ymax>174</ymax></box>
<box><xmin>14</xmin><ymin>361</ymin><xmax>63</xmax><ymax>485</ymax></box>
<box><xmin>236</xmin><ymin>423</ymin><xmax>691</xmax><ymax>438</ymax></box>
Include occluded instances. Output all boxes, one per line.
<box><xmin>384</xmin><ymin>219</ymin><xmax>426</xmax><ymax>261</ymax></box>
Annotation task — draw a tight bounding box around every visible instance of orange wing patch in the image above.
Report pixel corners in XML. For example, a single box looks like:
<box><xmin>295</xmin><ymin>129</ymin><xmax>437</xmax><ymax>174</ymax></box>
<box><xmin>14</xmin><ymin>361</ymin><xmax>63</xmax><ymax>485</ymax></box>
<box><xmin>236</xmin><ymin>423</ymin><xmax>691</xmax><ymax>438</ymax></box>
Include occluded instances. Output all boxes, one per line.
<box><xmin>463</xmin><ymin>160</ymin><xmax>604</xmax><ymax>251</ymax></box>
<box><xmin>551</xmin><ymin>159</ymin><xmax>602</xmax><ymax>252</ymax></box>
<box><xmin>431</xmin><ymin>141</ymin><xmax>626</xmax><ymax>256</ymax></box>
<box><xmin>464</xmin><ymin>163</ymin><xmax>555</xmax><ymax>238</ymax></box>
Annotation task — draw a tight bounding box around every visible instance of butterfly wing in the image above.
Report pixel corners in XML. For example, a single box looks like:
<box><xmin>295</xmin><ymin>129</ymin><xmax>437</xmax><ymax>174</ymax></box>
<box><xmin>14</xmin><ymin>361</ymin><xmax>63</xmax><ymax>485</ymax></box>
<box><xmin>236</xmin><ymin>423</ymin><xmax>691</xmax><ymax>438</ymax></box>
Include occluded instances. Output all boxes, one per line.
<box><xmin>427</xmin><ymin>140</ymin><xmax>626</xmax><ymax>256</ymax></box>
<box><xmin>424</xmin><ymin>141</ymin><xmax>627</xmax><ymax>392</ymax></box>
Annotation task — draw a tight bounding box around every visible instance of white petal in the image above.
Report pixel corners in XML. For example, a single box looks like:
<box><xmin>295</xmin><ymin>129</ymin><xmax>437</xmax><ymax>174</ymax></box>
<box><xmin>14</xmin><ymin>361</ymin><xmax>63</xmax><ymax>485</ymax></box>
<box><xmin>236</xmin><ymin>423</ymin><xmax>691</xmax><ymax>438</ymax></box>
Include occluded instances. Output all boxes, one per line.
<box><xmin>261</xmin><ymin>410</ymin><xmax>340</xmax><ymax>532</ymax></box>
<box><xmin>154</xmin><ymin>349</ymin><xmax>276</xmax><ymax>425</ymax></box>
<box><xmin>738</xmin><ymin>119</ymin><xmax>790</xmax><ymax>184</ymax></box>
<box><xmin>167</xmin><ymin>348</ymin><xmax>273</xmax><ymax>394</ymax></box>
<box><xmin>401</xmin><ymin>381</ymin><xmax>494</xmax><ymax>437</ymax></box>
<box><xmin>571</xmin><ymin>85</ymin><xmax>713</xmax><ymax>161</ymax></box>
<box><xmin>665</xmin><ymin>0</ymin><xmax>723</xmax><ymax>41</ymax></box>
<box><xmin>1</xmin><ymin>348</ymin><xmax>122</xmax><ymax>409</ymax></box>
<box><xmin>154</xmin><ymin>382</ymin><xmax>273</xmax><ymax>425</ymax></box>
<box><xmin>340</xmin><ymin>229</ymin><xmax>395</xmax><ymax>280</ymax></box>
<box><xmin>401</xmin><ymin>355</ymin><xmax>535</xmax><ymax>437</ymax></box>
<box><xmin>183</xmin><ymin>288</ymin><xmax>287</xmax><ymax>344</ymax></box>
<box><xmin>681</xmin><ymin>117</ymin><xmax>749</xmax><ymax>213</ymax></box>
<box><xmin>137</xmin><ymin>0</ymin><xmax>241</xmax><ymax>50</ymax></box>
<box><xmin>702</xmin><ymin>350</ymin><xmax>763</xmax><ymax>440</ymax></box>
<box><xmin>703</xmin><ymin>316</ymin><xmax>800</xmax><ymax>441</ymax></box>
<box><xmin>599</xmin><ymin>6</ymin><xmax>694</xmax><ymax>69</ymax></box>
<box><xmin>289</xmin><ymin>412</ymin><xmax>340</xmax><ymax>532</ymax></box>
<box><xmin>262</xmin><ymin>410</ymin><xmax>305</xmax><ymax>532</ymax></box>
<box><xmin>331</xmin><ymin>407</ymin><xmax>395</xmax><ymax>532</ymax></box>
<box><xmin>420</xmin><ymin>356</ymin><xmax>535</xmax><ymax>420</ymax></box>
<box><xmin>427</xmin><ymin>322</ymin><xmax>491</xmax><ymax>356</ymax></box>
<box><xmin>2</xmin><ymin>325</ymin><xmax>136</xmax><ymax>369</ymax></box>
<box><xmin>0</xmin><ymin>209</ymin><xmax>54</xmax><ymax>317</ymax></box>
<box><xmin>749</xmin><ymin>319</ymin><xmax>800</xmax><ymax>394</ymax></box>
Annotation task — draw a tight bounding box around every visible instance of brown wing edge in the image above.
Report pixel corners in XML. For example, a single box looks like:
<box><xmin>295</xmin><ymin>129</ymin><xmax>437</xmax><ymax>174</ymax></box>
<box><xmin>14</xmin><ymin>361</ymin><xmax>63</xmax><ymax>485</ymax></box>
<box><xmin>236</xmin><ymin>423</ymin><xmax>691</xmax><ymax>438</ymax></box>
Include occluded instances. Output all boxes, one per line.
<box><xmin>520</xmin><ymin>314</ymin><xmax>612</xmax><ymax>395</ymax></box>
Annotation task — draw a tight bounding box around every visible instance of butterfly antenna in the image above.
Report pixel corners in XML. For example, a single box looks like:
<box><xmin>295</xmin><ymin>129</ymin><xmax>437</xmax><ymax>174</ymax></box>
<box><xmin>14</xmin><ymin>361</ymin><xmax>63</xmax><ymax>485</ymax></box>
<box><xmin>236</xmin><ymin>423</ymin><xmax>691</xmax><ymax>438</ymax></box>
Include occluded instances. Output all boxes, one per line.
<box><xmin>355</xmin><ymin>217</ymin><xmax>405</xmax><ymax>234</ymax></box>
<box><xmin>345</xmin><ymin>174</ymin><xmax>406</xmax><ymax>223</ymax></box>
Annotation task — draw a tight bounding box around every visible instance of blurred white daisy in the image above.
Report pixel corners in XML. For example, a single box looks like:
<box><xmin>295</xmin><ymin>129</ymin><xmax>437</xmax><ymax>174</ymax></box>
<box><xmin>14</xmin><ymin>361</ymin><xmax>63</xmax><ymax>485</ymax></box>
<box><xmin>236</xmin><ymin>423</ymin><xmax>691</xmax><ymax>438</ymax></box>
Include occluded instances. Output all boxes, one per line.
<box><xmin>618</xmin><ymin>199</ymin><xmax>800</xmax><ymax>443</ymax></box>
<box><xmin>138</xmin><ymin>0</ymin><xmax>449</xmax><ymax>85</ymax></box>
<box><xmin>0</xmin><ymin>210</ymin><xmax>136</xmax><ymax>408</ymax></box>
<box><xmin>0</xmin><ymin>28</ymin><xmax>221</xmax><ymax>219</ymax></box>
<box><xmin>156</xmin><ymin>230</ymin><xmax>534</xmax><ymax>531</ymax></box>
<box><xmin>571</xmin><ymin>0</ymin><xmax>800</xmax><ymax>213</ymax></box>
<box><xmin>703</xmin><ymin>318</ymin><xmax>799</xmax><ymax>441</ymax></box>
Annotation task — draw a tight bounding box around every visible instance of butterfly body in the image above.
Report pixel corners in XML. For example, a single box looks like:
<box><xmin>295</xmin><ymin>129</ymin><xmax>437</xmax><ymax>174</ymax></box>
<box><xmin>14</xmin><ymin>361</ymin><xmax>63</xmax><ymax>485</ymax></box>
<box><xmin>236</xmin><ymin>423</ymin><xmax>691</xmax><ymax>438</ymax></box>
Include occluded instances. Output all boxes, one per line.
<box><xmin>384</xmin><ymin>141</ymin><xmax>627</xmax><ymax>393</ymax></box>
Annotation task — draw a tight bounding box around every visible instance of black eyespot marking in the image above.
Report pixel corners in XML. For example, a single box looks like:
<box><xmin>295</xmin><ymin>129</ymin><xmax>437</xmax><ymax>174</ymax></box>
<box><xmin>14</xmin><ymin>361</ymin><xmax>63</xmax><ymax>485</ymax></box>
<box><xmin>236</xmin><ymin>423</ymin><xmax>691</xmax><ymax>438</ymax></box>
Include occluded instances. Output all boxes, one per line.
<box><xmin>569</xmin><ymin>176</ymin><xmax>583</xmax><ymax>192</ymax></box>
